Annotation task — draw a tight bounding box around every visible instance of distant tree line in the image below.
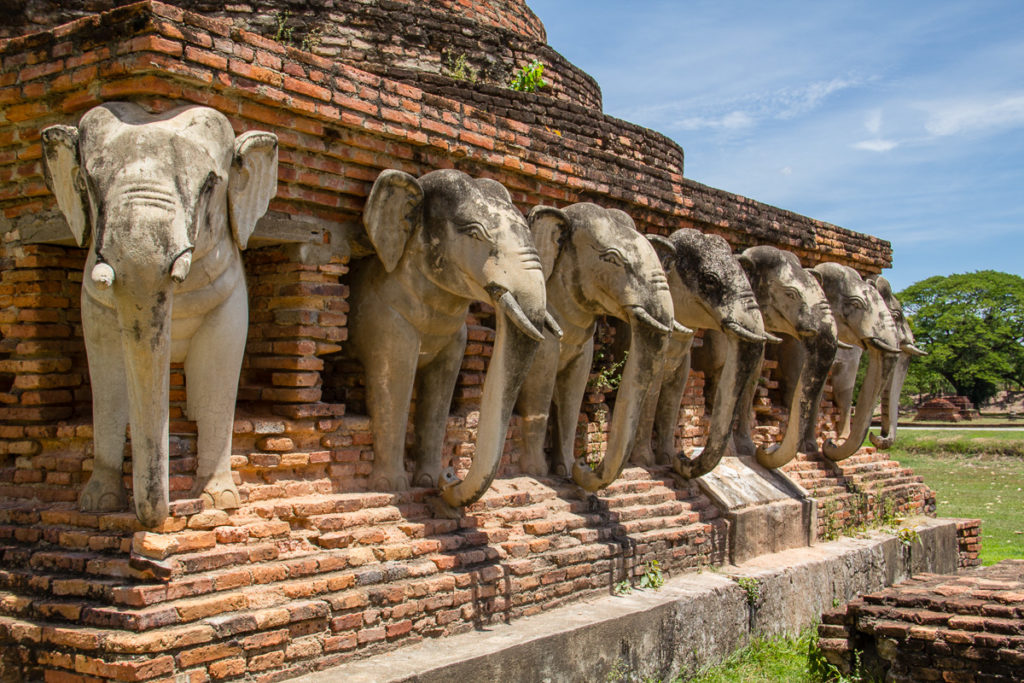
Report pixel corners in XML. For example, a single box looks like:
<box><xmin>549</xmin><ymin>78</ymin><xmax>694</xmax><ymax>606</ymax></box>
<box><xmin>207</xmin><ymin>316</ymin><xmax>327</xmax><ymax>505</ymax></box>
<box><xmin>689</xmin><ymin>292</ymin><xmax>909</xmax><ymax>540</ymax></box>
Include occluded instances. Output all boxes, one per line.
<box><xmin>898</xmin><ymin>270</ymin><xmax>1024</xmax><ymax>406</ymax></box>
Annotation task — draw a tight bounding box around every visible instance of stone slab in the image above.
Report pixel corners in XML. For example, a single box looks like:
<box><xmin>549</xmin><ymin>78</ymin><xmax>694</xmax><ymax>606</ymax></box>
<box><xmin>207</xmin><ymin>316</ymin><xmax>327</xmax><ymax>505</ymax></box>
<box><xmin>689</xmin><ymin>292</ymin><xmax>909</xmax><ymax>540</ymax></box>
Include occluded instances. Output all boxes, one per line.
<box><xmin>292</xmin><ymin>517</ymin><xmax>961</xmax><ymax>683</ymax></box>
<box><xmin>697</xmin><ymin>454</ymin><xmax>814</xmax><ymax>563</ymax></box>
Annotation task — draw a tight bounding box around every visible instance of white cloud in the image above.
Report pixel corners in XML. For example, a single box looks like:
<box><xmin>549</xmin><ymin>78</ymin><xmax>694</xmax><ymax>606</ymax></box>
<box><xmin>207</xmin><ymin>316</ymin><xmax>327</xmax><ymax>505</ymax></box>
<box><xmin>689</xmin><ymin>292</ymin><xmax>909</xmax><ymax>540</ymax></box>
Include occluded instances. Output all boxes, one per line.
<box><xmin>780</xmin><ymin>166</ymin><xmax>793</xmax><ymax>176</ymax></box>
<box><xmin>924</xmin><ymin>94</ymin><xmax>1024</xmax><ymax>136</ymax></box>
<box><xmin>853</xmin><ymin>139</ymin><xmax>898</xmax><ymax>152</ymax></box>
<box><xmin>674</xmin><ymin>110</ymin><xmax>754</xmax><ymax>130</ymax></box>
<box><xmin>864</xmin><ymin>109</ymin><xmax>883</xmax><ymax>134</ymax></box>
<box><xmin>776</xmin><ymin>78</ymin><xmax>860</xmax><ymax>119</ymax></box>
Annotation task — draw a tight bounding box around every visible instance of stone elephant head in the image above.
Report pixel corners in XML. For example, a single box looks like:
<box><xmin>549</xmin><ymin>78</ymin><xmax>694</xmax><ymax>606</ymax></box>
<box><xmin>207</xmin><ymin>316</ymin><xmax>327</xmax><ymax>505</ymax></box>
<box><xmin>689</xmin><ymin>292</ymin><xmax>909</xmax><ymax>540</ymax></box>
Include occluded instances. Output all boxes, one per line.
<box><xmin>348</xmin><ymin>169</ymin><xmax>555</xmax><ymax>511</ymax></box>
<box><xmin>735</xmin><ymin>245</ymin><xmax>839</xmax><ymax>469</ymax></box>
<box><xmin>516</xmin><ymin>203</ymin><xmax>677</xmax><ymax>491</ymax></box>
<box><xmin>633</xmin><ymin>229</ymin><xmax>779</xmax><ymax>479</ymax></box>
<box><xmin>867</xmin><ymin>275</ymin><xmax>927</xmax><ymax>449</ymax></box>
<box><xmin>41</xmin><ymin>102</ymin><xmax>278</xmax><ymax>527</ymax></box>
<box><xmin>812</xmin><ymin>263</ymin><xmax>900</xmax><ymax>461</ymax></box>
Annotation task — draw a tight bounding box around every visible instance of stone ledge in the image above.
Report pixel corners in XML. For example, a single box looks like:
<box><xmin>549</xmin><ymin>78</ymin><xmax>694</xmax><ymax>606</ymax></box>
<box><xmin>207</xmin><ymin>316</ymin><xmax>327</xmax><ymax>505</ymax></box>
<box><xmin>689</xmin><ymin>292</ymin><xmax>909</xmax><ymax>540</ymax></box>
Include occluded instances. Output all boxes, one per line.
<box><xmin>292</xmin><ymin>517</ymin><xmax>964</xmax><ymax>683</ymax></box>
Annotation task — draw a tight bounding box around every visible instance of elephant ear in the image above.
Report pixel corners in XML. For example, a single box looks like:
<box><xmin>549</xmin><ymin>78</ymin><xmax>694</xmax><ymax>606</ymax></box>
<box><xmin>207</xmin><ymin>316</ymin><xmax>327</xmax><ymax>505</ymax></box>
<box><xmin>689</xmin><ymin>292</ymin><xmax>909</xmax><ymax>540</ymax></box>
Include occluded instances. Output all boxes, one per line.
<box><xmin>645</xmin><ymin>234</ymin><xmax>675</xmax><ymax>271</ymax></box>
<box><xmin>807</xmin><ymin>267</ymin><xmax>824</xmax><ymax>287</ymax></box>
<box><xmin>869</xmin><ymin>275</ymin><xmax>893</xmax><ymax>300</ymax></box>
<box><xmin>228</xmin><ymin>131</ymin><xmax>279</xmax><ymax>250</ymax></box>
<box><xmin>364</xmin><ymin>169</ymin><xmax>423</xmax><ymax>273</ymax></box>
<box><xmin>528</xmin><ymin>205</ymin><xmax>570</xmax><ymax>280</ymax></box>
<box><xmin>736</xmin><ymin>251</ymin><xmax>756</xmax><ymax>279</ymax></box>
<box><xmin>41</xmin><ymin>125</ymin><xmax>90</xmax><ymax>247</ymax></box>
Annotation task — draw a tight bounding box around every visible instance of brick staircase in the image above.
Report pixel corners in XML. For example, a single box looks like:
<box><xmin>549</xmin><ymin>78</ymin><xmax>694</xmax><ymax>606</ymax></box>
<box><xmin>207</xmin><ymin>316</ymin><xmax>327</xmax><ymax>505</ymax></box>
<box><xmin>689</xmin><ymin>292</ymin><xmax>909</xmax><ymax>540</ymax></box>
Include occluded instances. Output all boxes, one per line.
<box><xmin>0</xmin><ymin>463</ymin><xmax>724</xmax><ymax>681</ymax></box>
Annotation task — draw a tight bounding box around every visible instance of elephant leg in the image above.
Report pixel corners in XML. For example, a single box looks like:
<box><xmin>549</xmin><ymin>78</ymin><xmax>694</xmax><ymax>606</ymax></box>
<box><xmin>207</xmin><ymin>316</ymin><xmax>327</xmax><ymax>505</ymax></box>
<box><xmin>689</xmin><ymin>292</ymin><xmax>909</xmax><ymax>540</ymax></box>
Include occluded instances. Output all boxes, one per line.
<box><xmin>410</xmin><ymin>326</ymin><xmax>467</xmax><ymax>488</ymax></box>
<box><xmin>630</xmin><ymin>372</ymin><xmax>662</xmax><ymax>467</ymax></box>
<box><xmin>79</xmin><ymin>296</ymin><xmax>129</xmax><ymax>512</ymax></box>
<box><xmin>186</xmin><ymin>285</ymin><xmax>247</xmax><ymax>510</ymax></box>
<box><xmin>516</xmin><ymin>333</ymin><xmax>561</xmax><ymax>476</ymax></box>
<box><xmin>649</xmin><ymin>334</ymin><xmax>693</xmax><ymax>465</ymax></box>
<box><xmin>363</xmin><ymin>337</ymin><xmax>418</xmax><ymax>492</ymax></box>
<box><xmin>551</xmin><ymin>340</ymin><xmax>593</xmax><ymax>477</ymax></box>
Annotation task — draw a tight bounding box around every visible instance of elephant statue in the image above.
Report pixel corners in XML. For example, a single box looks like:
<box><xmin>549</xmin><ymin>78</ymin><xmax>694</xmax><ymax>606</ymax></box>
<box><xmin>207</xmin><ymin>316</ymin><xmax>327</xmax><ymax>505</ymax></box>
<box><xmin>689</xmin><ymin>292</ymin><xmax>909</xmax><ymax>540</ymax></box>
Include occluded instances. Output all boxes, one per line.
<box><xmin>868</xmin><ymin>275</ymin><xmax>927</xmax><ymax>449</ymax></box>
<box><xmin>632</xmin><ymin>229</ymin><xmax>779</xmax><ymax>479</ymax></box>
<box><xmin>733</xmin><ymin>246</ymin><xmax>839</xmax><ymax>468</ymax></box>
<box><xmin>41</xmin><ymin>102</ymin><xmax>278</xmax><ymax>527</ymax></box>
<box><xmin>811</xmin><ymin>263</ymin><xmax>901</xmax><ymax>461</ymax></box>
<box><xmin>348</xmin><ymin>169</ymin><xmax>556</xmax><ymax>510</ymax></box>
<box><xmin>516</xmin><ymin>203</ymin><xmax>678</xmax><ymax>491</ymax></box>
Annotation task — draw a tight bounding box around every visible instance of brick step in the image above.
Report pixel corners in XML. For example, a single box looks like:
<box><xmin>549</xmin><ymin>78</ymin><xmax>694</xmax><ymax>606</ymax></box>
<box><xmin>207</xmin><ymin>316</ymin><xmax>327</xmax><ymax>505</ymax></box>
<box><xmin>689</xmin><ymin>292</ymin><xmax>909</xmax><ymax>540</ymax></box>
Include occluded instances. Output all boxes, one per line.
<box><xmin>630</xmin><ymin>520</ymin><xmax>710</xmax><ymax>547</ymax></box>
<box><xmin>619</xmin><ymin>511</ymin><xmax>702</xmax><ymax>536</ymax></box>
<box><xmin>590</xmin><ymin>488</ymin><xmax>681</xmax><ymax>511</ymax></box>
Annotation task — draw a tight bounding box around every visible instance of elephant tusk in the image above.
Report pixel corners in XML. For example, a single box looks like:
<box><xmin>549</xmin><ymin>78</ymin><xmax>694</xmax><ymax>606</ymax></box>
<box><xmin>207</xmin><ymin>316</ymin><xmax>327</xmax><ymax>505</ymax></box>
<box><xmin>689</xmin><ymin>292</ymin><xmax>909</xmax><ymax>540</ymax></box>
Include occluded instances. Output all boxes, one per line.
<box><xmin>673</xmin><ymin>321</ymin><xmax>695</xmax><ymax>336</ymax></box>
<box><xmin>836</xmin><ymin>340</ymin><xmax>856</xmax><ymax>350</ymax></box>
<box><xmin>763</xmin><ymin>331</ymin><xmax>784</xmax><ymax>344</ymax></box>
<box><xmin>91</xmin><ymin>262</ymin><xmax>115</xmax><ymax>289</ymax></box>
<box><xmin>868</xmin><ymin>336</ymin><xmax>901</xmax><ymax>354</ymax></box>
<box><xmin>629</xmin><ymin>306</ymin><xmax>671</xmax><ymax>334</ymax></box>
<box><xmin>170</xmin><ymin>250</ymin><xmax>193</xmax><ymax>284</ymax></box>
<box><xmin>496</xmin><ymin>291</ymin><xmax>545</xmax><ymax>342</ymax></box>
<box><xmin>902</xmin><ymin>342</ymin><xmax>928</xmax><ymax>357</ymax></box>
<box><xmin>544</xmin><ymin>311</ymin><xmax>564</xmax><ymax>339</ymax></box>
<box><xmin>723</xmin><ymin>320</ymin><xmax>767</xmax><ymax>344</ymax></box>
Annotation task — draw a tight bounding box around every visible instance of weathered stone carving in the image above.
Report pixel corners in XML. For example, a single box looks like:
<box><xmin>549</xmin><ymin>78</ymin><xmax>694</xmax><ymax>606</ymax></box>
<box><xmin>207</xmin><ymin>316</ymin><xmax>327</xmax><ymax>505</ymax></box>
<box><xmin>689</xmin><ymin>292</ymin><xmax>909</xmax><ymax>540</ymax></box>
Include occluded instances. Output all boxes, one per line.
<box><xmin>348</xmin><ymin>169</ymin><xmax>552</xmax><ymax>509</ymax></box>
<box><xmin>812</xmin><ymin>263</ymin><xmax>900</xmax><ymax>461</ymax></box>
<box><xmin>516</xmin><ymin>203</ymin><xmax>676</xmax><ymax>490</ymax></box>
<box><xmin>731</xmin><ymin>246</ymin><xmax>840</xmax><ymax>468</ymax></box>
<box><xmin>866</xmin><ymin>275</ymin><xmax>927</xmax><ymax>449</ymax></box>
<box><xmin>41</xmin><ymin>102</ymin><xmax>278</xmax><ymax>526</ymax></box>
<box><xmin>633</xmin><ymin>229</ymin><xmax>778</xmax><ymax>479</ymax></box>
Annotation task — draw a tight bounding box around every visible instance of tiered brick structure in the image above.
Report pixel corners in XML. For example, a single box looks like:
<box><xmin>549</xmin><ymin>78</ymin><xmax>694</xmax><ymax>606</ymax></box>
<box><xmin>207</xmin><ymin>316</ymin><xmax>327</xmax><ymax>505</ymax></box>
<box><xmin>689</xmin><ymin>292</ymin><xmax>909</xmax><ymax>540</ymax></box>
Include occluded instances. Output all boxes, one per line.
<box><xmin>0</xmin><ymin>1</ymin><xmax>935</xmax><ymax>680</ymax></box>
<box><xmin>817</xmin><ymin>547</ymin><xmax>1024</xmax><ymax>682</ymax></box>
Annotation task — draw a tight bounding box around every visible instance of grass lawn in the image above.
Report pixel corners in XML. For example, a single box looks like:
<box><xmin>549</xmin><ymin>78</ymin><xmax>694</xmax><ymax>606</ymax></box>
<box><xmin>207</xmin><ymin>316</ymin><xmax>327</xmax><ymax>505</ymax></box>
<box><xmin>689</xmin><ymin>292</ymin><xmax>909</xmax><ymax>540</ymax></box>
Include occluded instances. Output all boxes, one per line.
<box><xmin>885</xmin><ymin>428</ymin><xmax>1024</xmax><ymax>564</ymax></box>
<box><xmin>686</xmin><ymin>629</ymin><xmax>822</xmax><ymax>683</ymax></box>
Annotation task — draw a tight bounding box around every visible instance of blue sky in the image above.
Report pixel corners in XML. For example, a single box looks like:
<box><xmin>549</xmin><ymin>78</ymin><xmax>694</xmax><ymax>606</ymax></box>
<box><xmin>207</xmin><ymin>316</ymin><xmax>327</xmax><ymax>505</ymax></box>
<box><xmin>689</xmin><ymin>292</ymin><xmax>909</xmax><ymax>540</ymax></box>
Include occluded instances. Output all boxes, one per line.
<box><xmin>528</xmin><ymin>1</ymin><xmax>1024</xmax><ymax>292</ymax></box>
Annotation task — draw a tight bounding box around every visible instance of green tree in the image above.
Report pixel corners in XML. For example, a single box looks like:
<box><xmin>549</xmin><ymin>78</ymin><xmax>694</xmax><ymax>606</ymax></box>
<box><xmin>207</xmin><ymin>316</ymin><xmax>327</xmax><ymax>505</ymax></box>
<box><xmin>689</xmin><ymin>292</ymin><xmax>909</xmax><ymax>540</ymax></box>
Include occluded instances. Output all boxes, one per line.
<box><xmin>898</xmin><ymin>271</ymin><xmax>1024</xmax><ymax>406</ymax></box>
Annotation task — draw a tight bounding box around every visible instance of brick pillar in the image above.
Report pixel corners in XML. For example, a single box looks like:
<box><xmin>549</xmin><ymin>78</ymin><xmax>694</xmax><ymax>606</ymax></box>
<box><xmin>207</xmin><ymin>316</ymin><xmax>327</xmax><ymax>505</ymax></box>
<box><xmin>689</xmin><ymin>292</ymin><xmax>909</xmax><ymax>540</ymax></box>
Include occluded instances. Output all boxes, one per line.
<box><xmin>243</xmin><ymin>248</ymin><xmax>348</xmax><ymax>420</ymax></box>
<box><xmin>0</xmin><ymin>244</ymin><xmax>85</xmax><ymax>440</ymax></box>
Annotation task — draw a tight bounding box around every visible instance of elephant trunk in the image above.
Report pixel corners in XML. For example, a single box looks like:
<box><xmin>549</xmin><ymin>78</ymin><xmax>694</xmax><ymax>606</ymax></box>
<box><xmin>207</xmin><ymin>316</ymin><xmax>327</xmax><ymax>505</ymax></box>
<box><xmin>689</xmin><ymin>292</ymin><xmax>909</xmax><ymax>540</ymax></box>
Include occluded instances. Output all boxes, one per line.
<box><xmin>757</xmin><ymin>333</ymin><xmax>835</xmax><ymax>469</ymax></box>
<box><xmin>116</xmin><ymin>295</ymin><xmax>173</xmax><ymax>527</ymax></box>
<box><xmin>573</xmin><ymin>317</ymin><xmax>668</xmax><ymax>491</ymax></box>
<box><xmin>870</xmin><ymin>353</ymin><xmax>910</xmax><ymax>449</ymax></box>
<box><xmin>675</xmin><ymin>337</ymin><xmax>764</xmax><ymax>479</ymax></box>
<box><xmin>440</xmin><ymin>309</ymin><xmax>540</xmax><ymax>508</ymax></box>
<box><xmin>823</xmin><ymin>348</ymin><xmax>897</xmax><ymax>461</ymax></box>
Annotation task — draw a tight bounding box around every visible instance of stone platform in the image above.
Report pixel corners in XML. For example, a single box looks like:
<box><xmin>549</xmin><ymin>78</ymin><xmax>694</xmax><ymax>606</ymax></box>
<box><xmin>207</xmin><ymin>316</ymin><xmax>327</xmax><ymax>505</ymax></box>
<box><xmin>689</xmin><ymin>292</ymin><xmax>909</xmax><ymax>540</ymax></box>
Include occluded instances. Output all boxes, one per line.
<box><xmin>291</xmin><ymin>518</ymin><xmax>973</xmax><ymax>683</ymax></box>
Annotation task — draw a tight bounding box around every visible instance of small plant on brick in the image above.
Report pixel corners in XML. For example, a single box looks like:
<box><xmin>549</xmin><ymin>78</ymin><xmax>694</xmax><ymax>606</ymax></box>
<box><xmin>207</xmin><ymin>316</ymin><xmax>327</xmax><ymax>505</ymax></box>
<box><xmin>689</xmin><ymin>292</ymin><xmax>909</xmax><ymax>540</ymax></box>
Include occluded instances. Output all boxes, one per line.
<box><xmin>273</xmin><ymin>11</ymin><xmax>295</xmax><ymax>45</ymax></box>
<box><xmin>588</xmin><ymin>349</ymin><xmax>627</xmax><ymax>392</ymax></box>
<box><xmin>509</xmin><ymin>59</ymin><xmax>547</xmax><ymax>92</ymax></box>
<box><xmin>637</xmin><ymin>560</ymin><xmax>664</xmax><ymax>590</ymax></box>
<box><xmin>443</xmin><ymin>51</ymin><xmax>478</xmax><ymax>84</ymax></box>
<box><xmin>613</xmin><ymin>579</ymin><xmax>632</xmax><ymax>596</ymax></box>
<box><xmin>820</xmin><ymin>498</ymin><xmax>842</xmax><ymax>541</ymax></box>
<box><xmin>301</xmin><ymin>26</ymin><xmax>323</xmax><ymax>52</ymax></box>
<box><xmin>735</xmin><ymin>576</ymin><xmax>762</xmax><ymax>606</ymax></box>
<box><xmin>896</xmin><ymin>527</ymin><xmax>920</xmax><ymax>547</ymax></box>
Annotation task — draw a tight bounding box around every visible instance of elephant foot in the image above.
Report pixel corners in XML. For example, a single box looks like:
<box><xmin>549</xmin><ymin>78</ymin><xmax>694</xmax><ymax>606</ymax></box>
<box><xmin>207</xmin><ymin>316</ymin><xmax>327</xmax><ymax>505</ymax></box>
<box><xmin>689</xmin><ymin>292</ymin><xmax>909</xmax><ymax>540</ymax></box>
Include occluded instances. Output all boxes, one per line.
<box><xmin>370</xmin><ymin>472</ymin><xmax>410</xmax><ymax>491</ymax></box>
<box><xmin>79</xmin><ymin>472</ymin><xmax>128</xmax><ymax>512</ymax></box>
<box><xmin>411</xmin><ymin>468</ymin><xmax>439</xmax><ymax>489</ymax></box>
<box><xmin>552</xmin><ymin>459</ymin><xmax>576</xmax><ymax>479</ymax></box>
<box><xmin>733</xmin><ymin>435</ymin><xmax>756</xmax><ymax>458</ymax></box>
<box><xmin>630</xmin><ymin>446</ymin><xmax>657</xmax><ymax>468</ymax></box>
<box><xmin>519</xmin><ymin>456</ymin><xmax>550</xmax><ymax>477</ymax></box>
<box><xmin>798</xmin><ymin>438</ymin><xmax>820</xmax><ymax>455</ymax></box>
<box><xmin>194</xmin><ymin>476</ymin><xmax>241</xmax><ymax>511</ymax></box>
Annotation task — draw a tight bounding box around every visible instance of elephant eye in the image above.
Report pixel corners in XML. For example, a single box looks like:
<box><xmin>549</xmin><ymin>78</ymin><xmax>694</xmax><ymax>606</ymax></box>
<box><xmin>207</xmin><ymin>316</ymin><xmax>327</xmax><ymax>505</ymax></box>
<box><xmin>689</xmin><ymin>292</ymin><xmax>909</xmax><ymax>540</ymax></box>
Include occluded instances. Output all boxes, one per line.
<box><xmin>457</xmin><ymin>222</ymin><xmax>492</xmax><ymax>241</ymax></box>
<box><xmin>846</xmin><ymin>297</ymin><xmax>867</xmax><ymax>310</ymax></box>
<box><xmin>599</xmin><ymin>248</ymin><xmax>625</xmax><ymax>267</ymax></box>
<box><xmin>784</xmin><ymin>287</ymin><xmax>801</xmax><ymax>300</ymax></box>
